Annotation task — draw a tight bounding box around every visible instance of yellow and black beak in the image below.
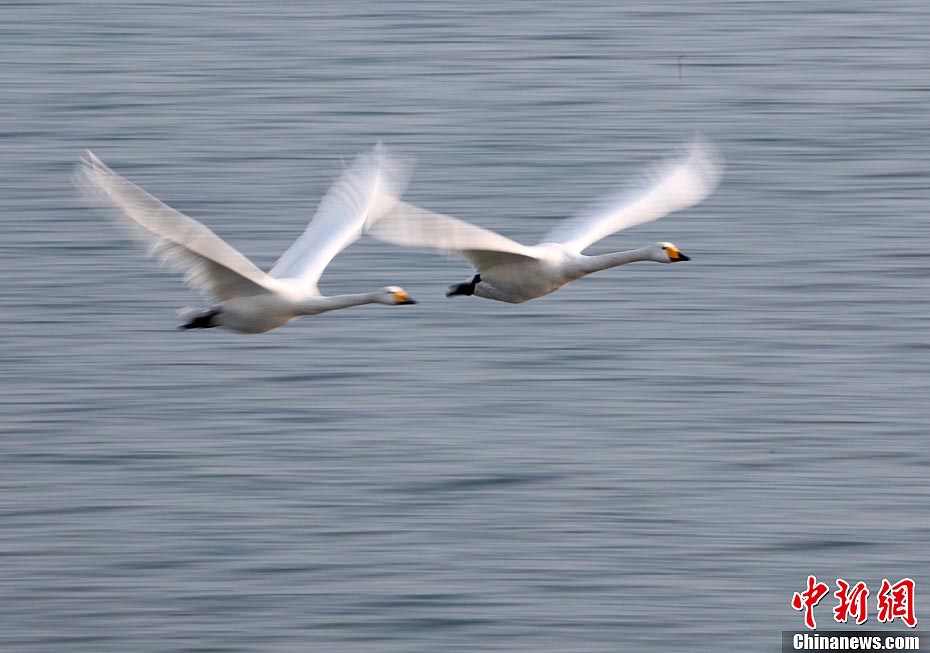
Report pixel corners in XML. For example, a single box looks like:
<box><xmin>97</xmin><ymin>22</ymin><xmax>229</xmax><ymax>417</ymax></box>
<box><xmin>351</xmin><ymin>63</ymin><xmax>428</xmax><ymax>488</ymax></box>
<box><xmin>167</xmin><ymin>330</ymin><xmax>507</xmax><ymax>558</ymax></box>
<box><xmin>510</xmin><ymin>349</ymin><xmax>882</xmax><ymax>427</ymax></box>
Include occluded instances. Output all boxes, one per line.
<box><xmin>666</xmin><ymin>246</ymin><xmax>691</xmax><ymax>262</ymax></box>
<box><xmin>393</xmin><ymin>290</ymin><xmax>417</xmax><ymax>305</ymax></box>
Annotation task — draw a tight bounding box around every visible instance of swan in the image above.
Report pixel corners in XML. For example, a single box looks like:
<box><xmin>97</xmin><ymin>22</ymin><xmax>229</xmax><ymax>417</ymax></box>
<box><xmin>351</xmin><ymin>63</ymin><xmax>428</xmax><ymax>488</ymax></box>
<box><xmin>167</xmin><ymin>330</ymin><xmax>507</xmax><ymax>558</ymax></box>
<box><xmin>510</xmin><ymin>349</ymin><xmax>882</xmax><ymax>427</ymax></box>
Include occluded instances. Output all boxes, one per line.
<box><xmin>367</xmin><ymin>140</ymin><xmax>722</xmax><ymax>303</ymax></box>
<box><xmin>75</xmin><ymin>145</ymin><xmax>417</xmax><ymax>333</ymax></box>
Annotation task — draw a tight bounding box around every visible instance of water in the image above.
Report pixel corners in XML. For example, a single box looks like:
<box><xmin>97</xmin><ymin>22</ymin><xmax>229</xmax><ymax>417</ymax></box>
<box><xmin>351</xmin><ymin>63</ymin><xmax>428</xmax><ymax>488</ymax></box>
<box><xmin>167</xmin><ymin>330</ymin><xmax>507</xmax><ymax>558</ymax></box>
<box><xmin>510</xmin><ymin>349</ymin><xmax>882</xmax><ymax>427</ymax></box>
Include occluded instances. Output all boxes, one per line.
<box><xmin>2</xmin><ymin>1</ymin><xmax>929</xmax><ymax>651</ymax></box>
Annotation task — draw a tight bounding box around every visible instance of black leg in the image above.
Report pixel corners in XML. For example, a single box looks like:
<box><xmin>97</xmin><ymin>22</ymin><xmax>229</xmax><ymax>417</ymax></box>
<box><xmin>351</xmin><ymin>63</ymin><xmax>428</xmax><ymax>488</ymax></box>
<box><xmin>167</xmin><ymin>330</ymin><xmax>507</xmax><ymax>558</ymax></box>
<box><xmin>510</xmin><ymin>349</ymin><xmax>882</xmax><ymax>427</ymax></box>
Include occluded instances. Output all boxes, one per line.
<box><xmin>180</xmin><ymin>309</ymin><xmax>220</xmax><ymax>330</ymax></box>
<box><xmin>446</xmin><ymin>274</ymin><xmax>481</xmax><ymax>297</ymax></box>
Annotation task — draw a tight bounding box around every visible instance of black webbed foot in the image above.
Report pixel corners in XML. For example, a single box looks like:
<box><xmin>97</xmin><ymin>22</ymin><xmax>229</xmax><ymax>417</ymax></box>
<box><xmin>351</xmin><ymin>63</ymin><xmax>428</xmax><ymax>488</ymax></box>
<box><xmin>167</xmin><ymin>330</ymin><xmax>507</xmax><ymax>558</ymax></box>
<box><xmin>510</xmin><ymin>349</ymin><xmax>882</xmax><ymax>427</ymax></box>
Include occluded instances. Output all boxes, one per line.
<box><xmin>445</xmin><ymin>274</ymin><xmax>481</xmax><ymax>298</ymax></box>
<box><xmin>179</xmin><ymin>309</ymin><xmax>221</xmax><ymax>330</ymax></box>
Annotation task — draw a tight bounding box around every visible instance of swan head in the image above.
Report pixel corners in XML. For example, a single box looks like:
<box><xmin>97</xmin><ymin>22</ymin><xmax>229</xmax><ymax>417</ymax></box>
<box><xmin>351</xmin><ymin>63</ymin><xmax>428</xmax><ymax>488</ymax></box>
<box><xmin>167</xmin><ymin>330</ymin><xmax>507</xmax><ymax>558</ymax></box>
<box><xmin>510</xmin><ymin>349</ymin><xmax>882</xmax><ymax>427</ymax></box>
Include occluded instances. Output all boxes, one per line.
<box><xmin>653</xmin><ymin>241</ymin><xmax>690</xmax><ymax>263</ymax></box>
<box><xmin>378</xmin><ymin>286</ymin><xmax>418</xmax><ymax>305</ymax></box>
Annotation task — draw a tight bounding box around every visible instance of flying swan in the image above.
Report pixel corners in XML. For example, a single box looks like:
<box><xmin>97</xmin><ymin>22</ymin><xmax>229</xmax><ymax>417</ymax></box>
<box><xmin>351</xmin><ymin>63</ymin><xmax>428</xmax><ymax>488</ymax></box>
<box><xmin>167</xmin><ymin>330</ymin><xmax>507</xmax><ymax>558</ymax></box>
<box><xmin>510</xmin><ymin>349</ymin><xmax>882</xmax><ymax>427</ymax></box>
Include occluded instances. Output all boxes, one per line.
<box><xmin>367</xmin><ymin>140</ymin><xmax>722</xmax><ymax>303</ymax></box>
<box><xmin>75</xmin><ymin>145</ymin><xmax>416</xmax><ymax>333</ymax></box>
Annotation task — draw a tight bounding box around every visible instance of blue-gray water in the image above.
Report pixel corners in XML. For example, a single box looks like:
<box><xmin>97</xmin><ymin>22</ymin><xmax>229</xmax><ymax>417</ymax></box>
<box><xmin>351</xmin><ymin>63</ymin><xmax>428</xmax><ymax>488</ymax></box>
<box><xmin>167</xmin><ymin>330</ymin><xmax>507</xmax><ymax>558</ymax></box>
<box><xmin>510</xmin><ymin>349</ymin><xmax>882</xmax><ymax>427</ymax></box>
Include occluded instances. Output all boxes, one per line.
<box><xmin>3</xmin><ymin>2</ymin><xmax>929</xmax><ymax>651</ymax></box>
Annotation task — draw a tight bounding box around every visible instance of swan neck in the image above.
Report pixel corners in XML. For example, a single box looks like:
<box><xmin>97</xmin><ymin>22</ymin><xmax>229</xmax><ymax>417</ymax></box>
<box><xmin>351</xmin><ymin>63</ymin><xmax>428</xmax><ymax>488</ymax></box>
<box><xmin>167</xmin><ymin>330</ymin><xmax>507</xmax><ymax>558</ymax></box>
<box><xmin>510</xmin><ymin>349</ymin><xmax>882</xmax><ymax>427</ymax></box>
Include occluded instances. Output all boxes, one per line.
<box><xmin>298</xmin><ymin>292</ymin><xmax>378</xmax><ymax>314</ymax></box>
<box><xmin>580</xmin><ymin>247</ymin><xmax>651</xmax><ymax>273</ymax></box>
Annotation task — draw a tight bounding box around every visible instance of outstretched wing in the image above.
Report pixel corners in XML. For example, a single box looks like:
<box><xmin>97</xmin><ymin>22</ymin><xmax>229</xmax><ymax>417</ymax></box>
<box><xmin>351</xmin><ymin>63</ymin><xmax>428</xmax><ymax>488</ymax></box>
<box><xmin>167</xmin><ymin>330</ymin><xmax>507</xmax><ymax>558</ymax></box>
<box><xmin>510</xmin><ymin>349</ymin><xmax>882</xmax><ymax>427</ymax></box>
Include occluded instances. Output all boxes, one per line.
<box><xmin>367</xmin><ymin>200</ymin><xmax>539</xmax><ymax>271</ymax></box>
<box><xmin>541</xmin><ymin>139</ymin><xmax>722</xmax><ymax>252</ymax></box>
<box><xmin>269</xmin><ymin>144</ymin><xmax>411</xmax><ymax>292</ymax></box>
<box><xmin>75</xmin><ymin>152</ymin><xmax>274</xmax><ymax>302</ymax></box>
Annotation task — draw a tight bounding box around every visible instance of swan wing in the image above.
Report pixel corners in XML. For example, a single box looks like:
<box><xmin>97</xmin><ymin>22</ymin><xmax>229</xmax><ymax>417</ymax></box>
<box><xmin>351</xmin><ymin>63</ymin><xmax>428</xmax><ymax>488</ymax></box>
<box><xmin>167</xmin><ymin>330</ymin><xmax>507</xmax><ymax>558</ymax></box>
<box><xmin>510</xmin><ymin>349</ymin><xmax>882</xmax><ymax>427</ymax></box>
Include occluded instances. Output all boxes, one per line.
<box><xmin>75</xmin><ymin>151</ymin><xmax>274</xmax><ymax>301</ymax></box>
<box><xmin>368</xmin><ymin>200</ymin><xmax>538</xmax><ymax>270</ymax></box>
<box><xmin>269</xmin><ymin>144</ymin><xmax>410</xmax><ymax>292</ymax></box>
<box><xmin>542</xmin><ymin>139</ymin><xmax>722</xmax><ymax>252</ymax></box>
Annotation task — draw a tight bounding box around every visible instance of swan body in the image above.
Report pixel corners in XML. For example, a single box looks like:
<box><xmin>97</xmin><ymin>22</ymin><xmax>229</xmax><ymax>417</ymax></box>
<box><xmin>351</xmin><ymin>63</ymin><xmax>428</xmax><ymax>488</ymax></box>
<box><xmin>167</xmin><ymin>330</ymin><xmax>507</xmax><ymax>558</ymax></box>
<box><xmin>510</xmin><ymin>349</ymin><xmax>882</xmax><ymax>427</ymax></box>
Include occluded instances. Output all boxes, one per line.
<box><xmin>76</xmin><ymin>145</ymin><xmax>415</xmax><ymax>333</ymax></box>
<box><xmin>465</xmin><ymin>242</ymin><xmax>682</xmax><ymax>304</ymax></box>
<box><xmin>184</xmin><ymin>285</ymin><xmax>415</xmax><ymax>334</ymax></box>
<box><xmin>367</xmin><ymin>140</ymin><xmax>720</xmax><ymax>303</ymax></box>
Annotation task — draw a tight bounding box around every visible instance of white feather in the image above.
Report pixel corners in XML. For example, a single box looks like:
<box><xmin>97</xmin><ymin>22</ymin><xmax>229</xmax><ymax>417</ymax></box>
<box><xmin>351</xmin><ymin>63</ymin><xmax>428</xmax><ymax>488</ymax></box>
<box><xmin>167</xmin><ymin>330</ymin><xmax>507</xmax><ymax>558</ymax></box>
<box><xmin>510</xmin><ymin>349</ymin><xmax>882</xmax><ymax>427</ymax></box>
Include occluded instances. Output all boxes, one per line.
<box><xmin>365</xmin><ymin>139</ymin><xmax>722</xmax><ymax>304</ymax></box>
<box><xmin>368</xmin><ymin>200</ymin><xmax>538</xmax><ymax>270</ymax></box>
<box><xmin>542</xmin><ymin>139</ymin><xmax>722</xmax><ymax>252</ymax></box>
<box><xmin>74</xmin><ymin>145</ymin><xmax>416</xmax><ymax>333</ymax></box>
<box><xmin>270</xmin><ymin>143</ymin><xmax>411</xmax><ymax>292</ymax></box>
<box><xmin>75</xmin><ymin>151</ymin><xmax>274</xmax><ymax>302</ymax></box>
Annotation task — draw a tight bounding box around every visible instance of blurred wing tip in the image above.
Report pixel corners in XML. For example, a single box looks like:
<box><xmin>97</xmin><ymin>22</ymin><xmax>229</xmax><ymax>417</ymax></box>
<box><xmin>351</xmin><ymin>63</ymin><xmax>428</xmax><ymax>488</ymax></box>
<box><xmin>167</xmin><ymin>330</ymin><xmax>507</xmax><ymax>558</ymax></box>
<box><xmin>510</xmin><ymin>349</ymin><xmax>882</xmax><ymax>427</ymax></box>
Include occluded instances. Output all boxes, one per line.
<box><xmin>365</xmin><ymin>143</ymin><xmax>415</xmax><ymax>222</ymax></box>
<box><xmin>372</xmin><ymin>143</ymin><xmax>414</xmax><ymax>179</ymax></box>
<box><xmin>77</xmin><ymin>149</ymin><xmax>107</xmax><ymax>172</ymax></box>
<box><xmin>74</xmin><ymin>150</ymin><xmax>115</xmax><ymax>191</ymax></box>
<box><xmin>684</xmin><ymin>136</ymin><xmax>724</xmax><ymax>188</ymax></box>
<box><xmin>73</xmin><ymin>156</ymin><xmax>103</xmax><ymax>192</ymax></box>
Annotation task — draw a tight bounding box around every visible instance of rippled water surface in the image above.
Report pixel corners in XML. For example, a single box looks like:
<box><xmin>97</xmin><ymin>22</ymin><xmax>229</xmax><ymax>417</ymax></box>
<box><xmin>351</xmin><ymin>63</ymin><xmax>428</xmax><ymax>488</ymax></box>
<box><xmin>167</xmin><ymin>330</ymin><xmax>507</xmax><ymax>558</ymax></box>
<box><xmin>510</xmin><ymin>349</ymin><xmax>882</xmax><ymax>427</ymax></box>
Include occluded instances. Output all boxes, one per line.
<box><xmin>3</xmin><ymin>2</ymin><xmax>929</xmax><ymax>651</ymax></box>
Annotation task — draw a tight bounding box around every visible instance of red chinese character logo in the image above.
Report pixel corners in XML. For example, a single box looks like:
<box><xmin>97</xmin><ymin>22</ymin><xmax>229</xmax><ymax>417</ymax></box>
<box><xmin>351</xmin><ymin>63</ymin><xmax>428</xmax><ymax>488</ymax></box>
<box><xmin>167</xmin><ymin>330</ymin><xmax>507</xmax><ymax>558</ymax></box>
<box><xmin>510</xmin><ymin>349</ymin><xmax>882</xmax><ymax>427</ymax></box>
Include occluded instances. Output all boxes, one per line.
<box><xmin>834</xmin><ymin>579</ymin><xmax>869</xmax><ymax>624</ymax></box>
<box><xmin>877</xmin><ymin>578</ymin><xmax>917</xmax><ymax>627</ymax></box>
<box><xmin>792</xmin><ymin>575</ymin><xmax>830</xmax><ymax>629</ymax></box>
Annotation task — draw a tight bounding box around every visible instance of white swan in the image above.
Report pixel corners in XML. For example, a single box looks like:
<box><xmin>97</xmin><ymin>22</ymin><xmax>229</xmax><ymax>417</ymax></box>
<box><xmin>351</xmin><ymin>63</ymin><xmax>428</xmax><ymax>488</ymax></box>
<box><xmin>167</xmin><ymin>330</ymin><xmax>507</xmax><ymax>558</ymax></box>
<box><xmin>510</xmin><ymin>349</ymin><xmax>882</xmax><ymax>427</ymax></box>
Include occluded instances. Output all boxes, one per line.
<box><xmin>367</xmin><ymin>140</ymin><xmax>722</xmax><ymax>303</ymax></box>
<box><xmin>75</xmin><ymin>145</ymin><xmax>416</xmax><ymax>333</ymax></box>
